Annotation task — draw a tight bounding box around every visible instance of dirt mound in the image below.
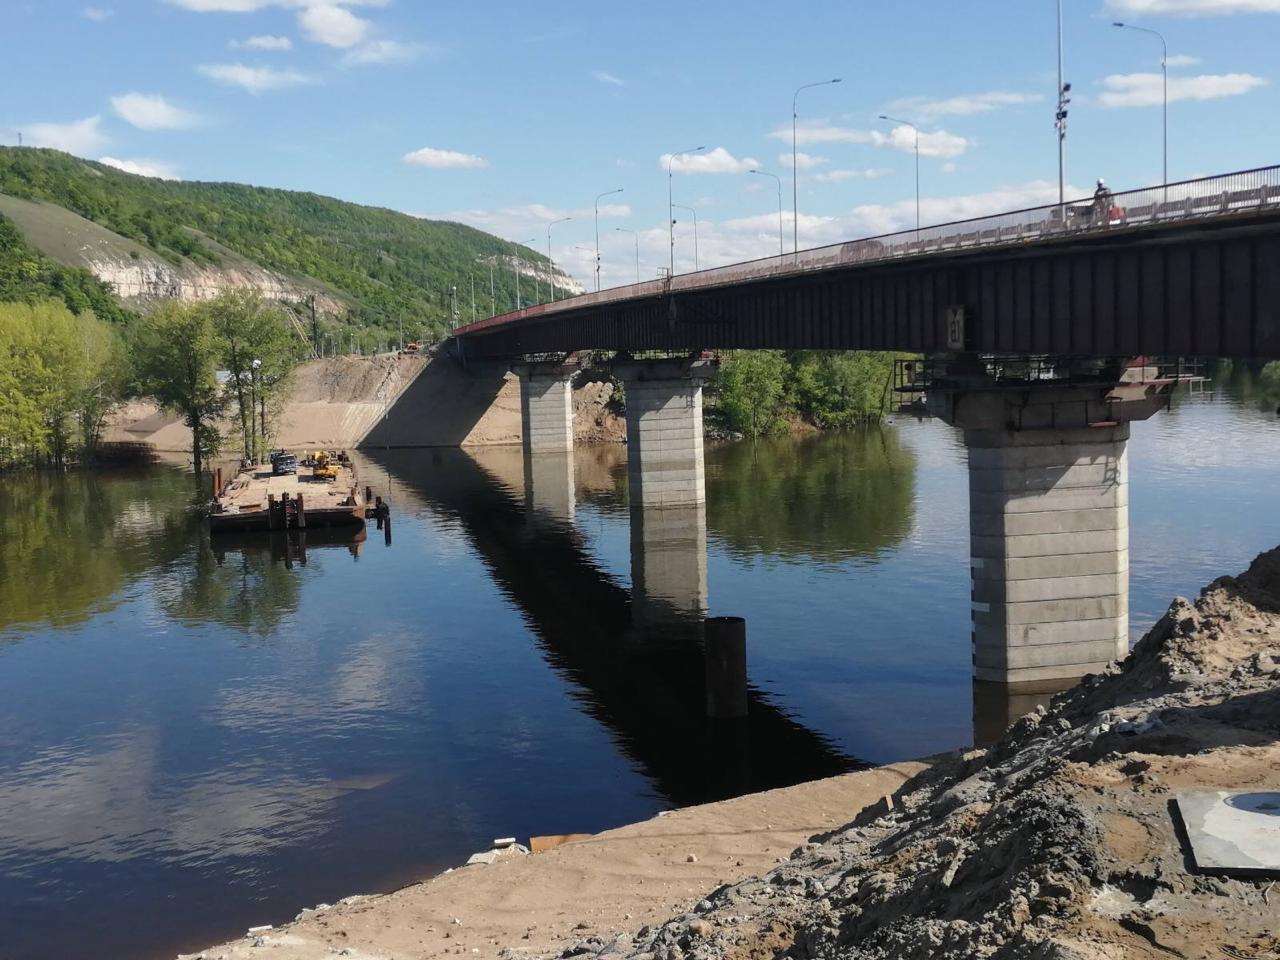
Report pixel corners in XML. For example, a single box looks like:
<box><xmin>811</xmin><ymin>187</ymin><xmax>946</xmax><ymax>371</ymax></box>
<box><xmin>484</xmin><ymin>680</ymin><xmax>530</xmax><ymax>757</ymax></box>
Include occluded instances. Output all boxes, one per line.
<box><xmin>557</xmin><ymin>549</ymin><xmax>1280</xmax><ymax>960</ymax></box>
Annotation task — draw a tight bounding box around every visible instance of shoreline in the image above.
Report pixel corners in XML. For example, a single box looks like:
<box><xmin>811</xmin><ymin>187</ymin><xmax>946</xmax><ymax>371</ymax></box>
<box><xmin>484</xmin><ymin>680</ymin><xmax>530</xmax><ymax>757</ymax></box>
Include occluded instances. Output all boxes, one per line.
<box><xmin>178</xmin><ymin>758</ymin><xmax>935</xmax><ymax>960</ymax></box>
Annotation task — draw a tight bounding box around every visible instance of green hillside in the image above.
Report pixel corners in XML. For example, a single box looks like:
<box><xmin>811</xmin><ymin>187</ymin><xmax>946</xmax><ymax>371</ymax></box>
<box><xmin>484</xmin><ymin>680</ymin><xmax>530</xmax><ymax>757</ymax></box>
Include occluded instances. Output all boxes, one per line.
<box><xmin>0</xmin><ymin>147</ymin><xmax>558</xmax><ymax>345</ymax></box>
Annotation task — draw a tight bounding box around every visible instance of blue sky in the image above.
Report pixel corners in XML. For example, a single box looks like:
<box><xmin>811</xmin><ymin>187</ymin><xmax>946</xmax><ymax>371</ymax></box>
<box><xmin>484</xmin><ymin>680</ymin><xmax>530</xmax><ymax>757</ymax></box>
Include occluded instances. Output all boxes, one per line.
<box><xmin>2</xmin><ymin>0</ymin><xmax>1278</xmax><ymax>286</ymax></box>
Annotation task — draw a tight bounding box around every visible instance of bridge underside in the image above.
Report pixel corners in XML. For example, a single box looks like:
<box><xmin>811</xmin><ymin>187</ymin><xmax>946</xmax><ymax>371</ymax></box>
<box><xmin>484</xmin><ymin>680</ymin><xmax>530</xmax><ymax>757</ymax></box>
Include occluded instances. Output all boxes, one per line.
<box><xmin>454</xmin><ymin>213</ymin><xmax>1280</xmax><ymax>361</ymax></box>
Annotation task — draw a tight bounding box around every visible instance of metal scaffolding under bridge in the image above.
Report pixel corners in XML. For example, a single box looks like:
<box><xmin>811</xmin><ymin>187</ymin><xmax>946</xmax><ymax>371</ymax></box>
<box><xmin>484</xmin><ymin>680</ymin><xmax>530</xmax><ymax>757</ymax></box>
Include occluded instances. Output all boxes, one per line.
<box><xmin>450</xmin><ymin>166</ymin><xmax>1280</xmax><ymax>361</ymax></box>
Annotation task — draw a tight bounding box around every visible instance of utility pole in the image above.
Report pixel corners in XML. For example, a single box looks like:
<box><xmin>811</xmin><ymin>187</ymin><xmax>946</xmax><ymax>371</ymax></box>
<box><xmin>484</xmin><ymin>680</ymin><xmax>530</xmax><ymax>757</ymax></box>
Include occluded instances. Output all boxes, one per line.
<box><xmin>307</xmin><ymin>295</ymin><xmax>318</xmax><ymax>357</ymax></box>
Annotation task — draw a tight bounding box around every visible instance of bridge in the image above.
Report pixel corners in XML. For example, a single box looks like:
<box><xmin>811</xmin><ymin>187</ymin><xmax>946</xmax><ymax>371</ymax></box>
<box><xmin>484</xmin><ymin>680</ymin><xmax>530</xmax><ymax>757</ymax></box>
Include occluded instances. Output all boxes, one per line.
<box><xmin>432</xmin><ymin>166</ymin><xmax>1280</xmax><ymax>724</ymax></box>
<box><xmin>452</xmin><ymin>167</ymin><xmax>1280</xmax><ymax>360</ymax></box>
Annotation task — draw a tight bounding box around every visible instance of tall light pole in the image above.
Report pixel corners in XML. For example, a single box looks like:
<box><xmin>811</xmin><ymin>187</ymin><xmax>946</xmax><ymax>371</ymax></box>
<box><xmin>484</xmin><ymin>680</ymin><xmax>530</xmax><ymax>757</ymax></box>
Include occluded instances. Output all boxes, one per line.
<box><xmin>511</xmin><ymin>241</ymin><xmax>522</xmax><ymax>309</ymax></box>
<box><xmin>594</xmin><ymin>189</ymin><xmax>623</xmax><ymax>292</ymax></box>
<box><xmin>525</xmin><ymin>237</ymin><xmax>539</xmax><ymax>303</ymax></box>
<box><xmin>878</xmin><ymin>114</ymin><xmax>921</xmax><ymax>233</ymax></box>
<box><xmin>672</xmin><ymin>203</ymin><xmax>700</xmax><ymax>271</ymax></box>
<box><xmin>666</xmin><ymin>146</ymin><xmax>705</xmax><ymax>276</ymax></box>
<box><xmin>547</xmin><ymin>216</ymin><xmax>572</xmax><ymax>301</ymax></box>
<box><xmin>487</xmin><ymin>258</ymin><xmax>495</xmax><ymax>315</ymax></box>
<box><xmin>793</xmin><ymin>78</ymin><xmax>842</xmax><ymax>257</ymax></box>
<box><xmin>1056</xmin><ymin>0</ymin><xmax>1071</xmax><ymax>212</ymax></box>
<box><xmin>1113</xmin><ymin>21</ymin><xmax>1168</xmax><ymax>189</ymax></box>
<box><xmin>749</xmin><ymin>169</ymin><xmax>784</xmax><ymax>258</ymax></box>
<box><xmin>470</xmin><ymin>273</ymin><xmax>476</xmax><ymax>322</ymax></box>
<box><xmin>615</xmin><ymin>227</ymin><xmax>640</xmax><ymax>283</ymax></box>
<box><xmin>250</xmin><ymin>357</ymin><xmax>261</xmax><ymax>461</ymax></box>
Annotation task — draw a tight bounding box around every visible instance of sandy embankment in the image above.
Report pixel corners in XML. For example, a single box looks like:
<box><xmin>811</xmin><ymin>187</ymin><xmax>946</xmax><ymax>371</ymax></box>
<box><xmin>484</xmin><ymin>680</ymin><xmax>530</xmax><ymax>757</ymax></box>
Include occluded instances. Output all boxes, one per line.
<box><xmin>181</xmin><ymin>762</ymin><xmax>929</xmax><ymax>960</ymax></box>
<box><xmin>108</xmin><ymin>354</ymin><xmax>625</xmax><ymax>454</ymax></box>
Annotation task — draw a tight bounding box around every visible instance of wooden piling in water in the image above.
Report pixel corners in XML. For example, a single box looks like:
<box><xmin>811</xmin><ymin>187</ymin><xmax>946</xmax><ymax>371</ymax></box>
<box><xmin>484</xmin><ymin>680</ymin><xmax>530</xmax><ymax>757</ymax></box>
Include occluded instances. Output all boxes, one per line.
<box><xmin>267</xmin><ymin>493</ymin><xmax>277</xmax><ymax>530</ymax></box>
<box><xmin>296</xmin><ymin>493</ymin><xmax>306</xmax><ymax>529</ymax></box>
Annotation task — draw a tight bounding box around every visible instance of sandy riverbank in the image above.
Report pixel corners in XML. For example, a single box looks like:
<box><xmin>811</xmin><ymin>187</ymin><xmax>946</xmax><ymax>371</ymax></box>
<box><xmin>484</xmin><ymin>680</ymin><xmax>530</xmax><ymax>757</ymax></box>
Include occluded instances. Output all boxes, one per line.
<box><xmin>179</xmin><ymin>761</ymin><xmax>931</xmax><ymax>960</ymax></box>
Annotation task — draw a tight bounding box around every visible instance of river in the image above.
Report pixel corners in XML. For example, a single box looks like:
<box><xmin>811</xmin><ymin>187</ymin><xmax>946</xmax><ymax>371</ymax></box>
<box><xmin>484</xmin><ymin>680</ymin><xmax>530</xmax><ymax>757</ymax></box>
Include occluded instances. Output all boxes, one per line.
<box><xmin>1</xmin><ymin>373</ymin><xmax>1278</xmax><ymax>960</ymax></box>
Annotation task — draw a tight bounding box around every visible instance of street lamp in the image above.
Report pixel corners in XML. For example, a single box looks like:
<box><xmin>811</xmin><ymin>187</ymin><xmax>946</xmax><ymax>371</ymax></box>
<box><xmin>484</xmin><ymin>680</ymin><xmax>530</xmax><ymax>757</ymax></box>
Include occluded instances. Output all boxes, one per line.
<box><xmin>525</xmin><ymin>238</ymin><xmax>539</xmax><ymax>304</ymax></box>
<box><xmin>1056</xmin><ymin>0</ymin><xmax>1070</xmax><ymax>210</ymax></box>
<box><xmin>547</xmin><ymin>216</ymin><xmax>572</xmax><ymax>301</ymax></box>
<box><xmin>666</xmin><ymin>146</ymin><xmax>705</xmax><ymax>276</ymax></box>
<box><xmin>878</xmin><ymin>114</ymin><xmax>921</xmax><ymax>233</ymax></box>
<box><xmin>793</xmin><ymin>78</ymin><xmax>842</xmax><ymax>256</ymax></box>
<box><xmin>615</xmin><ymin>227</ymin><xmax>640</xmax><ymax>284</ymax></box>
<box><xmin>594</xmin><ymin>189</ymin><xmax>623</xmax><ymax>292</ymax></box>
<box><xmin>1113</xmin><ymin>21</ymin><xmax>1168</xmax><ymax>189</ymax></box>
<box><xmin>511</xmin><ymin>241</ymin><xmax>522</xmax><ymax>310</ymax></box>
<box><xmin>250</xmin><ymin>357</ymin><xmax>261</xmax><ymax>461</ymax></box>
<box><xmin>749</xmin><ymin>169</ymin><xmax>784</xmax><ymax>258</ymax></box>
<box><xmin>672</xmin><ymin>203</ymin><xmax>700</xmax><ymax>271</ymax></box>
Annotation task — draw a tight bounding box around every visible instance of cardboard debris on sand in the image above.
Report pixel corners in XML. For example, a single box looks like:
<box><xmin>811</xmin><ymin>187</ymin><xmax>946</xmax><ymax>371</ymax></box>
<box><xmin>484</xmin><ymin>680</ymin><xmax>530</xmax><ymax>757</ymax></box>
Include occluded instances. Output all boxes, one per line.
<box><xmin>556</xmin><ymin>546</ymin><xmax>1280</xmax><ymax>960</ymax></box>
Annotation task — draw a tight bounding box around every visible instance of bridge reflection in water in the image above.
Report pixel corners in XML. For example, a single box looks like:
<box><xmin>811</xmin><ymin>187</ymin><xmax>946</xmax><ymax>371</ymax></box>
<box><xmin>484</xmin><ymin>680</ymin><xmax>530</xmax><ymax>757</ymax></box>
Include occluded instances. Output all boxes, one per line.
<box><xmin>368</xmin><ymin>446</ymin><xmax>861</xmax><ymax>807</ymax></box>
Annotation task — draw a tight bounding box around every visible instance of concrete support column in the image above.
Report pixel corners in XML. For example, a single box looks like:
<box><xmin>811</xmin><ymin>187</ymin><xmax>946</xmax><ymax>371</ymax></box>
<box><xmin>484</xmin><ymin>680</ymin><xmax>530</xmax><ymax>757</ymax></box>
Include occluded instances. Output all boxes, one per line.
<box><xmin>615</xmin><ymin>358</ymin><xmax>715</xmax><ymax>508</ymax></box>
<box><xmin>514</xmin><ymin>363</ymin><xmax>574</xmax><ymax>455</ymax></box>
<box><xmin>967</xmin><ymin>424</ymin><xmax>1130</xmax><ymax>684</ymax></box>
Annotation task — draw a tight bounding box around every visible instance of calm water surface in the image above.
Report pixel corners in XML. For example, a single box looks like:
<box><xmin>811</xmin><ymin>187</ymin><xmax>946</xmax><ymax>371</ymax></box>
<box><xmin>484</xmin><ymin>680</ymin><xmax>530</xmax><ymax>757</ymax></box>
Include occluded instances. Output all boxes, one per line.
<box><xmin>1</xmin><ymin>381</ymin><xmax>1279</xmax><ymax>960</ymax></box>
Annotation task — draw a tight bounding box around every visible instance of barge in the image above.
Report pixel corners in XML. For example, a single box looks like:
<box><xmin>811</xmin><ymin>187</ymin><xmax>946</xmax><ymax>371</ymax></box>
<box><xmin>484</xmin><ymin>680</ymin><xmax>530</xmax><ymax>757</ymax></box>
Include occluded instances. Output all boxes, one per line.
<box><xmin>209</xmin><ymin>450</ymin><xmax>367</xmax><ymax>534</ymax></box>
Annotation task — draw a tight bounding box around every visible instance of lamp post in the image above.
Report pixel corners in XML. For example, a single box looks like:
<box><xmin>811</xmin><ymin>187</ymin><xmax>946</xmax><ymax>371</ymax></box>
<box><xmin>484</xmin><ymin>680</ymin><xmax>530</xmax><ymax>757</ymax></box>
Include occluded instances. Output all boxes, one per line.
<box><xmin>511</xmin><ymin>241</ymin><xmax>522</xmax><ymax>309</ymax></box>
<box><xmin>666</xmin><ymin>146</ymin><xmax>705</xmax><ymax>276</ymax></box>
<box><xmin>594</xmin><ymin>189</ymin><xmax>623</xmax><ymax>292</ymax></box>
<box><xmin>1113</xmin><ymin>21</ymin><xmax>1168</xmax><ymax>190</ymax></box>
<box><xmin>878</xmin><ymin>114</ymin><xmax>921</xmax><ymax>233</ymax></box>
<box><xmin>615</xmin><ymin>227</ymin><xmax>640</xmax><ymax>284</ymax></box>
<box><xmin>547</xmin><ymin>216</ymin><xmax>572</xmax><ymax>301</ymax></box>
<box><xmin>672</xmin><ymin>203</ymin><xmax>699</xmax><ymax>271</ymax></box>
<box><xmin>470</xmin><ymin>273</ymin><xmax>476</xmax><ymax>322</ymax></box>
<box><xmin>793</xmin><ymin>78</ymin><xmax>842</xmax><ymax>257</ymax></box>
<box><xmin>749</xmin><ymin>169</ymin><xmax>784</xmax><ymax>258</ymax></box>
<box><xmin>1056</xmin><ymin>0</ymin><xmax>1071</xmax><ymax>212</ymax></box>
<box><xmin>250</xmin><ymin>357</ymin><xmax>261</xmax><ymax>461</ymax></box>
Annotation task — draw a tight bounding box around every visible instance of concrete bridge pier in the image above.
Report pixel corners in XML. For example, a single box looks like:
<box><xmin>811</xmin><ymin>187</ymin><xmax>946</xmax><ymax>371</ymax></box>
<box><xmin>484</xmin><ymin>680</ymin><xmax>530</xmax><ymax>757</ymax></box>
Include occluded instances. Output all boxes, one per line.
<box><xmin>513</xmin><ymin>361</ymin><xmax>575</xmax><ymax>455</ymax></box>
<box><xmin>930</xmin><ymin>374</ymin><xmax>1170</xmax><ymax>689</ymax></box>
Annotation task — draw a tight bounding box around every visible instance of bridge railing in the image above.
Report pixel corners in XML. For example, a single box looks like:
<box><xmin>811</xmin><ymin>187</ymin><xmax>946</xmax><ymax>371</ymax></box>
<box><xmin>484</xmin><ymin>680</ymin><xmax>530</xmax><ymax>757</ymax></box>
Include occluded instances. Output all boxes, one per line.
<box><xmin>454</xmin><ymin>165</ymin><xmax>1280</xmax><ymax>336</ymax></box>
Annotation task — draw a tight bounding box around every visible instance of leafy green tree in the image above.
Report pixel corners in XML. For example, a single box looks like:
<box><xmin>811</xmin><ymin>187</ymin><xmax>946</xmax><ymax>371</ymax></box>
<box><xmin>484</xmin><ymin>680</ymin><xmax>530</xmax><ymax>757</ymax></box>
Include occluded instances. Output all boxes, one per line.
<box><xmin>790</xmin><ymin>351</ymin><xmax>898</xmax><ymax>428</ymax></box>
<box><xmin>132</xmin><ymin>301</ymin><xmax>226</xmax><ymax>477</ymax></box>
<box><xmin>208</xmin><ymin>290</ymin><xmax>298</xmax><ymax>460</ymax></box>
<box><xmin>716</xmin><ymin>351</ymin><xmax>793</xmax><ymax>438</ymax></box>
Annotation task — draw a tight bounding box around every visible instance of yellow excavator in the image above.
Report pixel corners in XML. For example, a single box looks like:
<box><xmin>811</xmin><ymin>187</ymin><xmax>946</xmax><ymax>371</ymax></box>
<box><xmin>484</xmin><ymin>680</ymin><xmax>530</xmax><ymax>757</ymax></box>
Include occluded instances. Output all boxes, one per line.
<box><xmin>311</xmin><ymin>449</ymin><xmax>338</xmax><ymax>482</ymax></box>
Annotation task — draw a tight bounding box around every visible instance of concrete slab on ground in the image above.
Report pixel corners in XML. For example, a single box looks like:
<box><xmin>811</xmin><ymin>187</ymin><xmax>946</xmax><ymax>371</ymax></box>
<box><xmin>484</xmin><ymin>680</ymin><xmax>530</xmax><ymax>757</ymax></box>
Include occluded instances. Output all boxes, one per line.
<box><xmin>1176</xmin><ymin>791</ymin><xmax>1280</xmax><ymax>877</ymax></box>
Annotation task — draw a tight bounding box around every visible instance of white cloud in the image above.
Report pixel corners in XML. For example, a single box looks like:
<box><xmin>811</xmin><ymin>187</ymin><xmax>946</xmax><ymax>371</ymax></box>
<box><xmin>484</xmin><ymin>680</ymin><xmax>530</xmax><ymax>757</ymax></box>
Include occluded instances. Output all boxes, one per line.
<box><xmin>23</xmin><ymin>116</ymin><xmax>107</xmax><ymax>154</ymax></box>
<box><xmin>298</xmin><ymin>3</ymin><xmax>371</xmax><ymax>48</ymax></box>
<box><xmin>1107</xmin><ymin>0</ymin><xmax>1280</xmax><ymax>13</ymax></box>
<box><xmin>888</xmin><ymin>91</ymin><xmax>1042</xmax><ymax>117</ymax></box>
<box><xmin>1165</xmin><ymin>54</ymin><xmax>1202</xmax><ymax>66</ymax></box>
<box><xmin>197</xmin><ymin>62</ymin><xmax>317</xmax><ymax>93</ymax></box>
<box><xmin>1098</xmin><ymin>71</ymin><xmax>1267</xmax><ymax>106</ymax></box>
<box><xmin>814</xmin><ymin>168</ymin><xmax>893</xmax><ymax>183</ymax></box>
<box><xmin>615</xmin><ymin>158</ymin><xmax>635</xmax><ymax>168</ymax></box>
<box><xmin>402</xmin><ymin>146</ymin><xmax>489</xmax><ymax>169</ymax></box>
<box><xmin>660</xmin><ymin>146</ymin><xmax>760</xmax><ymax>174</ymax></box>
<box><xmin>845</xmin><ymin>180</ymin><xmax>1084</xmax><ymax>236</ymax></box>
<box><xmin>110</xmin><ymin>92</ymin><xmax>204</xmax><ymax>130</ymax></box>
<box><xmin>593</xmin><ymin>70</ymin><xmax>625</xmax><ymax>86</ymax></box>
<box><xmin>773</xmin><ymin>120</ymin><xmax>970</xmax><ymax>158</ymax></box>
<box><xmin>342</xmin><ymin>39</ymin><xmax>425</xmax><ymax>65</ymax></box>
<box><xmin>81</xmin><ymin>6</ymin><xmax>113</xmax><ymax>20</ymax></box>
<box><xmin>99</xmin><ymin>156</ymin><xmax>181</xmax><ymax>180</ymax></box>
<box><xmin>785</xmin><ymin>151</ymin><xmax>829</xmax><ymax>171</ymax></box>
<box><xmin>230</xmin><ymin>34</ymin><xmax>293</xmax><ymax>50</ymax></box>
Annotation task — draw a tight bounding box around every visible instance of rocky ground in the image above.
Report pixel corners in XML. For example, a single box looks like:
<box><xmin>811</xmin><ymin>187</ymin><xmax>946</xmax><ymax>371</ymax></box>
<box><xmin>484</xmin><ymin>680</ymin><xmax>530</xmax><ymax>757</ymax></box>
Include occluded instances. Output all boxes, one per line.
<box><xmin>555</xmin><ymin>548</ymin><xmax>1280</xmax><ymax>960</ymax></box>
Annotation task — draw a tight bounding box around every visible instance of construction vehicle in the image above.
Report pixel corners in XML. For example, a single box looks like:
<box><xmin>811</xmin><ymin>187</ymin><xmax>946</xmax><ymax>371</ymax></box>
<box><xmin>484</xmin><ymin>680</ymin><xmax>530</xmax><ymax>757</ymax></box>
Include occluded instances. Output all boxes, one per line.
<box><xmin>311</xmin><ymin>449</ymin><xmax>339</xmax><ymax>483</ymax></box>
<box><xmin>400</xmin><ymin>341</ymin><xmax>422</xmax><ymax>355</ymax></box>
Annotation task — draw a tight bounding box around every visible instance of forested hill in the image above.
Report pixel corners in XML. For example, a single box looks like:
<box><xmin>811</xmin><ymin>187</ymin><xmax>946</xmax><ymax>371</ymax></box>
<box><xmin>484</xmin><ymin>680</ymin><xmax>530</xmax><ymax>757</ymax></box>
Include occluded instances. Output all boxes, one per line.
<box><xmin>0</xmin><ymin>148</ymin><xmax>572</xmax><ymax>345</ymax></box>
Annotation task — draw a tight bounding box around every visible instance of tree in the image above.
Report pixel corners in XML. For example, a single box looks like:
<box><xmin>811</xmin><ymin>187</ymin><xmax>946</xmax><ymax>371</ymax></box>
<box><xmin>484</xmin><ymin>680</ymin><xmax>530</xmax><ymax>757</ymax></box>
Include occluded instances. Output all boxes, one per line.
<box><xmin>132</xmin><ymin>301</ymin><xmax>226</xmax><ymax>477</ymax></box>
<box><xmin>716</xmin><ymin>351</ymin><xmax>793</xmax><ymax>438</ymax></box>
<box><xmin>207</xmin><ymin>290</ymin><xmax>297</xmax><ymax>460</ymax></box>
<box><xmin>790</xmin><ymin>351</ymin><xmax>897</xmax><ymax>428</ymax></box>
